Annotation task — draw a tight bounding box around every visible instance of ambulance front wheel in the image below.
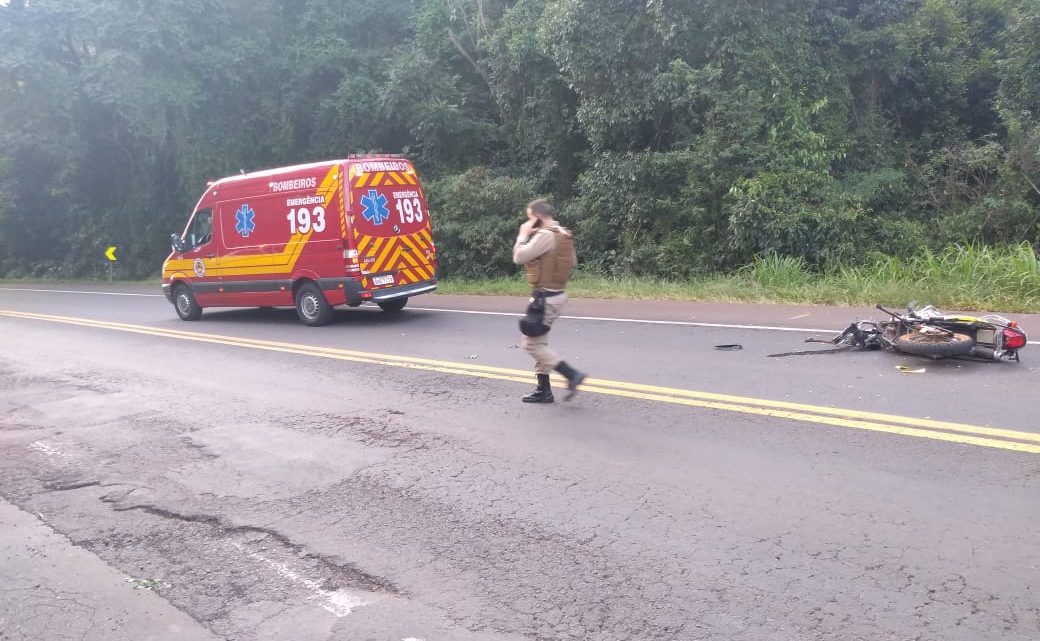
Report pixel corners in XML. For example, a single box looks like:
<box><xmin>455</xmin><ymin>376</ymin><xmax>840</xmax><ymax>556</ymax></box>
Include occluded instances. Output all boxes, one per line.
<box><xmin>173</xmin><ymin>285</ymin><xmax>202</xmax><ymax>321</ymax></box>
<box><xmin>295</xmin><ymin>282</ymin><xmax>333</xmax><ymax>327</ymax></box>
<box><xmin>377</xmin><ymin>298</ymin><xmax>408</xmax><ymax>313</ymax></box>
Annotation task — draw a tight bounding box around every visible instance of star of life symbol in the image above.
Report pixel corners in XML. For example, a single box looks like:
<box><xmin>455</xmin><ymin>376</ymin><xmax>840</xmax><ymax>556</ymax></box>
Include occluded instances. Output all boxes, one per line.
<box><xmin>235</xmin><ymin>204</ymin><xmax>256</xmax><ymax>238</ymax></box>
<box><xmin>361</xmin><ymin>189</ymin><xmax>390</xmax><ymax>225</ymax></box>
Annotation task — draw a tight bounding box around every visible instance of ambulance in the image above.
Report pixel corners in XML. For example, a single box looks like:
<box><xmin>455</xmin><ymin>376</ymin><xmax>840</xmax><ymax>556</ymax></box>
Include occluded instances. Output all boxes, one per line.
<box><xmin>162</xmin><ymin>156</ymin><xmax>437</xmax><ymax>326</ymax></box>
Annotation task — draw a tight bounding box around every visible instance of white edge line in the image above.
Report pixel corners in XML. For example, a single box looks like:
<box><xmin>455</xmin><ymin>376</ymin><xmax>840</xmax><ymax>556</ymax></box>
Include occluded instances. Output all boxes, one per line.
<box><xmin>412</xmin><ymin>307</ymin><xmax>834</xmax><ymax>333</ymax></box>
<box><xmin>416</xmin><ymin>307</ymin><xmax>1040</xmax><ymax>345</ymax></box>
<box><xmin>0</xmin><ymin>287</ymin><xmax>161</xmax><ymax>297</ymax></box>
<box><xmin>4</xmin><ymin>287</ymin><xmax>1037</xmax><ymax>345</ymax></box>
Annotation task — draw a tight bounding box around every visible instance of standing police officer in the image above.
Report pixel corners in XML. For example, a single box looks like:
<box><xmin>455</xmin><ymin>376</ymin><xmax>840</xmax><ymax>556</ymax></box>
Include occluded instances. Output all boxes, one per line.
<box><xmin>512</xmin><ymin>199</ymin><xmax>587</xmax><ymax>403</ymax></box>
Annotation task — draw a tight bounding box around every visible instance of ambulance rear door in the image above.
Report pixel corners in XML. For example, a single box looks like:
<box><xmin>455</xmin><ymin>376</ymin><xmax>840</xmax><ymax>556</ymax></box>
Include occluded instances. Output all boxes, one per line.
<box><xmin>347</xmin><ymin>159</ymin><xmax>436</xmax><ymax>292</ymax></box>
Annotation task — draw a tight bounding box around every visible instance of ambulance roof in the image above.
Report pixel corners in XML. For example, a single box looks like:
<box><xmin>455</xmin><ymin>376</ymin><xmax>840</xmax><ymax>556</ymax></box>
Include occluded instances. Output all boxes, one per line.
<box><xmin>212</xmin><ymin>160</ymin><xmax>344</xmax><ymax>187</ymax></box>
<box><xmin>212</xmin><ymin>156</ymin><xmax>411</xmax><ymax>188</ymax></box>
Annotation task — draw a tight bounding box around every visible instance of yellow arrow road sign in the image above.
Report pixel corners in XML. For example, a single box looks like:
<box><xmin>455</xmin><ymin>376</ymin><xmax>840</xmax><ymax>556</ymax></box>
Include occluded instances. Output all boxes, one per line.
<box><xmin>105</xmin><ymin>246</ymin><xmax>117</xmax><ymax>262</ymax></box>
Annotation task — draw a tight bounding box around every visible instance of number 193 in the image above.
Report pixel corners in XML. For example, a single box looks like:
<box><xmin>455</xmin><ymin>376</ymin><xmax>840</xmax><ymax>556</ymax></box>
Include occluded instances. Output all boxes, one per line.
<box><xmin>395</xmin><ymin>198</ymin><xmax>424</xmax><ymax>224</ymax></box>
<box><xmin>287</xmin><ymin>206</ymin><xmax>326</xmax><ymax>234</ymax></box>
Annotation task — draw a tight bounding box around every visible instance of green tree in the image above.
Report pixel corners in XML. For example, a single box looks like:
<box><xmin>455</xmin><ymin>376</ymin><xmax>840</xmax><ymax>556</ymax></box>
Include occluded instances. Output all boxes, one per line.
<box><xmin>0</xmin><ymin>0</ymin><xmax>1036</xmax><ymax>279</ymax></box>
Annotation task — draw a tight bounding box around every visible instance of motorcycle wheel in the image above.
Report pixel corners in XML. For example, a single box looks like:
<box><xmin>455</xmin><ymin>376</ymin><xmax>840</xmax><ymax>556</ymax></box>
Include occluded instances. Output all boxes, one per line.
<box><xmin>893</xmin><ymin>331</ymin><xmax>975</xmax><ymax>359</ymax></box>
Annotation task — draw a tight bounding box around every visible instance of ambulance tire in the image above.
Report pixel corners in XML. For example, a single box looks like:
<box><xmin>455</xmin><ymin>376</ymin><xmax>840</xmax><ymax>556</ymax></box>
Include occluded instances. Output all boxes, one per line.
<box><xmin>377</xmin><ymin>298</ymin><xmax>408</xmax><ymax>313</ymax></box>
<box><xmin>295</xmin><ymin>282</ymin><xmax>333</xmax><ymax>327</ymax></box>
<box><xmin>173</xmin><ymin>285</ymin><xmax>202</xmax><ymax>321</ymax></box>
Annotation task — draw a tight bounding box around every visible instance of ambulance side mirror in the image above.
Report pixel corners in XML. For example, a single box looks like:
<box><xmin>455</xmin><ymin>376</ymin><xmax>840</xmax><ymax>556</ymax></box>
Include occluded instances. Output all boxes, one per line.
<box><xmin>170</xmin><ymin>233</ymin><xmax>186</xmax><ymax>253</ymax></box>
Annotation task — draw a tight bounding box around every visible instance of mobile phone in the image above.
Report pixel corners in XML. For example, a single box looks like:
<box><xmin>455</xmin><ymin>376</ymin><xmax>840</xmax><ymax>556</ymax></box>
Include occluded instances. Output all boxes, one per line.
<box><xmin>531</xmin><ymin>218</ymin><xmax>543</xmax><ymax>229</ymax></box>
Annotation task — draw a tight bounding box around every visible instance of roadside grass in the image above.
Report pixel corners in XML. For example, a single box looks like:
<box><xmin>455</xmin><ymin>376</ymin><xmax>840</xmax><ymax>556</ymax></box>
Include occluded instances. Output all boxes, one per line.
<box><xmin>439</xmin><ymin>244</ymin><xmax>1040</xmax><ymax>313</ymax></box>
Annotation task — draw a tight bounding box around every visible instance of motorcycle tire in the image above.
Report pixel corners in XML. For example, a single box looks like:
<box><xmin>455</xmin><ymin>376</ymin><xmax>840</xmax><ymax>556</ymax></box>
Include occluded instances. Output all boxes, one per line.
<box><xmin>893</xmin><ymin>331</ymin><xmax>975</xmax><ymax>359</ymax></box>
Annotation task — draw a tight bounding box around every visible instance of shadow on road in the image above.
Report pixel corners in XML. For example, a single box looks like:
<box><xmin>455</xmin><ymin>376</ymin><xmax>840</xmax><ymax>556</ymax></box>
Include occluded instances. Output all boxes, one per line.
<box><xmin>200</xmin><ymin>306</ymin><xmax>435</xmax><ymax>329</ymax></box>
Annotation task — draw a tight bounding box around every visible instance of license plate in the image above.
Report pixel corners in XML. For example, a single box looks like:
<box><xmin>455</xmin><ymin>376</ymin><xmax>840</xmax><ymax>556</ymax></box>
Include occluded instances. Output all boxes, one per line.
<box><xmin>372</xmin><ymin>274</ymin><xmax>395</xmax><ymax>287</ymax></box>
<box><xmin>975</xmin><ymin>328</ymin><xmax>995</xmax><ymax>345</ymax></box>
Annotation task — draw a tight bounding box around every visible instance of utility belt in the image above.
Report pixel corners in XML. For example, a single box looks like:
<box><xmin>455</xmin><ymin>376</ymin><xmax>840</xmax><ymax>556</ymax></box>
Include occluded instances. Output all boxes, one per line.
<box><xmin>532</xmin><ymin>288</ymin><xmax>564</xmax><ymax>298</ymax></box>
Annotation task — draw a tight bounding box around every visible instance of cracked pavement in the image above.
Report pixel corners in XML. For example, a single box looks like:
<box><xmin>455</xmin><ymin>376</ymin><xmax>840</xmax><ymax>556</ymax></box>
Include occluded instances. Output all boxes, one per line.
<box><xmin>0</xmin><ymin>286</ymin><xmax>1038</xmax><ymax>640</ymax></box>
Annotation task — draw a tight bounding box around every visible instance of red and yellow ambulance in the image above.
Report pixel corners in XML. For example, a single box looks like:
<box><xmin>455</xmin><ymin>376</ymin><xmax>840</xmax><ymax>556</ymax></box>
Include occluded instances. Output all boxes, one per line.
<box><xmin>162</xmin><ymin>156</ymin><xmax>437</xmax><ymax>326</ymax></box>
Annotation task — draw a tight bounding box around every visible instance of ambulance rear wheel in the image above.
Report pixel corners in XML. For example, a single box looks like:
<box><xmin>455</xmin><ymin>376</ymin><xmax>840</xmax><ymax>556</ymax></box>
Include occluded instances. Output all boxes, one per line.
<box><xmin>173</xmin><ymin>285</ymin><xmax>202</xmax><ymax>321</ymax></box>
<box><xmin>295</xmin><ymin>282</ymin><xmax>333</xmax><ymax>327</ymax></box>
<box><xmin>377</xmin><ymin>298</ymin><xmax>407</xmax><ymax>313</ymax></box>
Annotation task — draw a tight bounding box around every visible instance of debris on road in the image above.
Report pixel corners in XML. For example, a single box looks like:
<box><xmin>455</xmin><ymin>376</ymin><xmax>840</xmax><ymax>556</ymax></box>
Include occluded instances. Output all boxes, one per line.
<box><xmin>126</xmin><ymin>577</ymin><xmax>165</xmax><ymax>590</ymax></box>
<box><xmin>896</xmin><ymin>366</ymin><xmax>927</xmax><ymax>374</ymax></box>
<box><xmin>768</xmin><ymin>346</ymin><xmax>853</xmax><ymax>357</ymax></box>
<box><xmin>714</xmin><ymin>344</ymin><xmax>743</xmax><ymax>351</ymax></box>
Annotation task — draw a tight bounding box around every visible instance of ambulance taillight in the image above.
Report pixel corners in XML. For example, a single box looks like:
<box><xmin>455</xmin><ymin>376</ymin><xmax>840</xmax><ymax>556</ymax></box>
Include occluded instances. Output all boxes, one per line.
<box><xmin>343</xmin><ymin>249</ymin><xmax>361</xmax><ymax>275</ymax></box>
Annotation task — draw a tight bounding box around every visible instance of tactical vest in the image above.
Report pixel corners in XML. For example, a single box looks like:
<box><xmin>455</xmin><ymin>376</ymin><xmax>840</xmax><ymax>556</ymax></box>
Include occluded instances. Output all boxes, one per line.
<box><xmin>524</xmin><ymin>228</ymin><xmax>576</xmax><ymax>291</ymax></box>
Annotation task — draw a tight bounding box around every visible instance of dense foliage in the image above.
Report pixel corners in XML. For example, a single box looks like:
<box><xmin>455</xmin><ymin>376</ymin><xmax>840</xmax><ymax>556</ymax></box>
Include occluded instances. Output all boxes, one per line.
<box><xmin>1</xmin><ymin>0</ymin><xmax>1038</xmax><ymax>279</ymax></box>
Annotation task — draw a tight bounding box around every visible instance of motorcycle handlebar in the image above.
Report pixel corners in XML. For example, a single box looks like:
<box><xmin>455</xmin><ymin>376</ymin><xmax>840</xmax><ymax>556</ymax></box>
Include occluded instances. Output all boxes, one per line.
<box><xmin>875</xmin><ymin>304</ymin><xmax>900</xmax><ymax>319</ymax></box>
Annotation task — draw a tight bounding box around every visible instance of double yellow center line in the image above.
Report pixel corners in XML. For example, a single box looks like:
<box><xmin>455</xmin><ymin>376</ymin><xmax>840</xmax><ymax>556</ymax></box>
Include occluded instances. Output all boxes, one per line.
<box><xmin>3</xmin><ymin>309</ymin><xmax>1038</xmax><ymax>455</ymax></box>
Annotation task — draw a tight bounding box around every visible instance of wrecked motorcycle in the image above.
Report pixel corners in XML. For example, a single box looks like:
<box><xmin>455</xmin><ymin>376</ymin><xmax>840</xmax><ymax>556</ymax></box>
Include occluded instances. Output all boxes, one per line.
<box><xmin>813</xmin><ymin>304</ymin><xmax>1028</xmax><ymax>361</ymax></box>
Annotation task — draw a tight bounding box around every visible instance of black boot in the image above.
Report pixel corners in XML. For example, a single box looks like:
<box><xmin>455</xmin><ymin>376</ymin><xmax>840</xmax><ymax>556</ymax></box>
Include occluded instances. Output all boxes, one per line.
<box><xmin>522</xmin><ymin>374</ymin><xmax>555</xmax><ymax>404</ymax></box>
<box><xmin>554</xmin><ymin>361</ymin><xmax>587</xmax><ymax>401</ymax></box>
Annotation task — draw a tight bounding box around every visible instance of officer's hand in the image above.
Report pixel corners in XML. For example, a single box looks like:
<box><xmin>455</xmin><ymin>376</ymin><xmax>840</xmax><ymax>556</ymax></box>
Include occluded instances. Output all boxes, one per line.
<box><xmin>519</xmin><ymin>218</ymin><xmax>539</xmax><ymax>238</ymax></box>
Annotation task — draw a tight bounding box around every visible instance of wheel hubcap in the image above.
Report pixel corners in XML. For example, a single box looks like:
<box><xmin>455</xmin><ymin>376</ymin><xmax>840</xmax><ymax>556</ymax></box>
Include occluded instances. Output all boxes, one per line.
<box><xmin>177</xmin><ymin>294</ymin><xmax>191</xmax><ymax>315</ymax></box>
<box><xmin>302</xmin><ymin>295</ymin><xmax>319</xmax><ymax>319</ymax></box>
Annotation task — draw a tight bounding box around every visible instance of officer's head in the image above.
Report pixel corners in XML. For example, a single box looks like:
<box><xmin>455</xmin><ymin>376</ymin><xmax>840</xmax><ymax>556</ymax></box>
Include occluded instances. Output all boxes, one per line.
<box><xmin>526</xmin><ymin>199</ymin><xmax>555</xmax><ymax>223</ymax></box>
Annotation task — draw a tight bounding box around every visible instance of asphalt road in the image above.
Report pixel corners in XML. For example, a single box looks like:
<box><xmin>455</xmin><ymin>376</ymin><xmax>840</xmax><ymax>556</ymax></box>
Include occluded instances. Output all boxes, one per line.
<box><xmin>1</xmin><ymin>284</ymin><xmax>1038</xmax><ymax>641</ymax></box>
